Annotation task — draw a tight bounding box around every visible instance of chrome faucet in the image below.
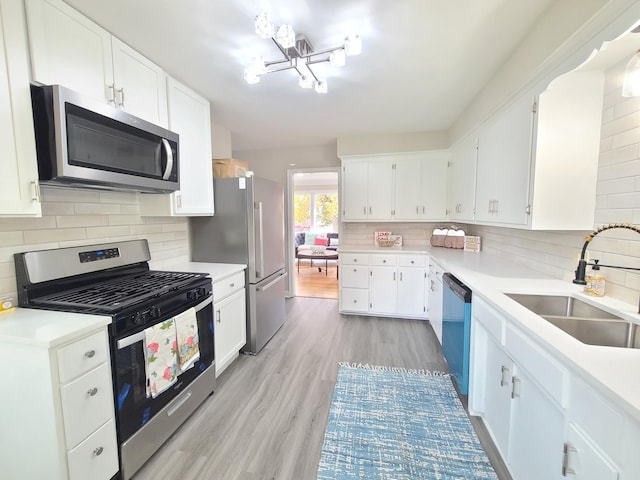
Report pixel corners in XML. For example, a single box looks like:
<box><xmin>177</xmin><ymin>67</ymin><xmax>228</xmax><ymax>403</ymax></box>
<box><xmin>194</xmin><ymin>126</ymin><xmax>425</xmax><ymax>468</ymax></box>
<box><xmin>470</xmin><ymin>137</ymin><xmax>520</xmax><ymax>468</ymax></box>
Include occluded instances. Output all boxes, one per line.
<box><xmin>573</xmin><ymin>223</ymin><xmax>640</xmax><ymax>309</ymax></box>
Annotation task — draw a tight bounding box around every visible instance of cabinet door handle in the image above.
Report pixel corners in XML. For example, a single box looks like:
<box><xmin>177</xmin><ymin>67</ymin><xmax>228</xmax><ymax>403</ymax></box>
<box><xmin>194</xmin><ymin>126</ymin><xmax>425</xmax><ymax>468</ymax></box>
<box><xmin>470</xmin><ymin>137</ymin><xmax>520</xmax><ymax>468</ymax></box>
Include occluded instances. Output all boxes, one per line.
<box><xmin>422</xmin><ymin>206</ymin><xmax>425</xmax><ymax>214</ymax></box>
<box><xmin>30</xmin><ymin>180</ymin><xmax>41</xmax><ymax>202</ymax></box>
<box><xmin>116</xmin><ymin>87</ymin><xmax>125</xmax><ymax>107</ymax></box>
<box><xmin>399</xmin><ymin>272</ymin><xmax>403</xmax><ymax>281</ymax></box>
<box><xmin>363</xmin><ymin>206</ymin><xmax>367</xmax><ymax>215</ymax></box>
<box><xmin>216</xmin><ymin>309</ymin><xmax>221</xmax><ymax>323</ymax></box>
<box><xmin>84</xmin><ymin>350</ymin><xmax>96</xmax><ymax>359</ymax></box>
<box><xmin>511</xmin><ymin>376</ymin><xmax>521</xmax><ymax>398</ymax></box>
<box><xmin>562</xmin><ymin>443</ymin><xmax>577</xmax><ymax>476</ymax></box>
<box><xmin>93</xmin><ymin>447</ymin><xmax>104</xmax><ymax>456</ymax></box>
<box><xmin>393</xmin><ymin>272</ymin><xmax>396</xmax><ymax>281</ymax></box>
<box><xmin>87</xmin><ymin>387</ymin><xmax>98</xmax><ymax>397</ymax></box>
<box><xmin>230</xmin><ymin>282</ymin><xmax>235</xmax><ymax>288</ymax></box>
<box><xmin>369</xmin><ymin>206</ymin><xmax>372</xmax><ymax>215</ymax></box>
<box><xmin>416</xmin><ymin>206</ymin><xmax>419</xmax><ymax>214</ymax></box>
<box><xmin>107</xmin><ymin>83</ymin><xmax>116</xmax><ymax>104</ymax></box>
<box><xmin>500</xmin><ymin>365</ymin><xmax>510</xmax><ymax>387</ymax></box>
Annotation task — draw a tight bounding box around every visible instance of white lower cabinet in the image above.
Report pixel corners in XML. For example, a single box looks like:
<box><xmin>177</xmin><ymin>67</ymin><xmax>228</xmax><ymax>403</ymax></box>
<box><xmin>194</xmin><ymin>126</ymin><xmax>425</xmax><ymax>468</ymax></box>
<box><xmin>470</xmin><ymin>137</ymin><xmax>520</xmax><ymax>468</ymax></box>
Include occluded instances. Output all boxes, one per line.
<box><xmin>340</xmin><ymin>252</ymin><xmax>426</xmax><ymax>319</ymax></box>
<box><xmin>470</xmin><ymin>295</ymin><xmax>640</xmax><ymax>480</ymax></box>
<box><xmin>1</xmin><ymin>324</ymin><xmax>118</xmax><ymax>480</ymax></box>
<box><xmin>471</xmin><ymin>297</ymin><xmax>566</xmax><ymax>480</ymax></box>
<box><xmin>563</xmin><ymin>423</ymin><xmax>618</xmax><ymax>480</ymax></box>
<box><xmin>213</xmin><ymin>270</ymin><xmax>246</xmax><ymax>375</ymax></box>
<box><xmin>427</xmin><ymin>259</ymin><xmax>444</xmax><ymax>342</ymax></box>
<box><xmin>339</xmin><ymin>253</ymin><xmax>370</xmax><ymax>314</ymax></box>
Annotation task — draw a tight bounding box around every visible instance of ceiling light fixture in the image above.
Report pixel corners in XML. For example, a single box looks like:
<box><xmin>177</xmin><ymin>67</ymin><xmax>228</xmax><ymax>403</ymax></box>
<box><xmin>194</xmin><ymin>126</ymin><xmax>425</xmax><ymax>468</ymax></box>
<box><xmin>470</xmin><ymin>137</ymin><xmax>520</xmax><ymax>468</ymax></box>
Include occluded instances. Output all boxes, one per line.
<box><xmin>244</xmin><ymin>12</ymin><xmax>361</xmax><ymax>94</ymax></box>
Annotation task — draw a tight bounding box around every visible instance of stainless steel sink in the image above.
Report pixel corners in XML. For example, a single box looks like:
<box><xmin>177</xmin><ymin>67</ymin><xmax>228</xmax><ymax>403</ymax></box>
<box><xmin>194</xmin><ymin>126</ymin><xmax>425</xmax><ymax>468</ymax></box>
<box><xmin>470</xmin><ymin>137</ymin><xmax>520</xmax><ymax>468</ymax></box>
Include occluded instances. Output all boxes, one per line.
<box><xmin>505</xmin><ymin>293</ymin><xmax>640</xmax><ymax>348</ymax></box>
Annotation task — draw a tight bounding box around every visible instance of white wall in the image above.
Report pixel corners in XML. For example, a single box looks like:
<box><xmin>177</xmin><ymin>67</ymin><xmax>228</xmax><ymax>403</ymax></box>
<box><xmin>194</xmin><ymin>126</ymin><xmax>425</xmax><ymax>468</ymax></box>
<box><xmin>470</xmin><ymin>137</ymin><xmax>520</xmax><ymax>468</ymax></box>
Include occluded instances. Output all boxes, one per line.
<box><xmin>0</xmin><ymin>187</ymin><xmax>190</xmax><ymax>307</ymax></box>
<box><xmin>233</xmin><ymin>143</ymin><xmax>339</xmax><ymax>185</ymax></box>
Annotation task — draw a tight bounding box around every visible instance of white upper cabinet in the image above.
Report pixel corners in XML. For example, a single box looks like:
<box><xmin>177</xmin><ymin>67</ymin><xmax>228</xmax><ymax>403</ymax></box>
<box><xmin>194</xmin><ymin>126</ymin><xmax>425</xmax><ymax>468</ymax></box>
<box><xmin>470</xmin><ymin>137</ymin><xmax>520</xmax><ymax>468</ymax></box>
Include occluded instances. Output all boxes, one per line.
<box><xmin>110</xmin><ymin>37</ymin><xmax>168</xmax><ymax>127</ymax></box>
<box><xmin>473</xmin><ymin>68</ymin><xmax>603</xmax><ymax>230</ymax></box>
<box><xmin>26</xmin><ymin>0</ymin><xmax>168</xmax><ymax>127</ymax></box>
<box><xmin>447</xmin><ymin>135</ymin><xmax>477</xmax><ymax>222</ymax></box>
<box><xmin>394</xmin><ymin>151</ymin><xmax>448</xmax><ymax>221</ymax></box>
<box><xmin>140</xmin><ymin>76</ymin><xmax>213</xmax><ymax>216</ymax></box>
<box><xmin>341</xmin><ymin>152</ymin><xmax>447</xmax><ymax>222</ymax></box>
<box><xmin>0</xmin><ymin>0</ymin><xmax>41</xmax><ymax>217</ymax></box>
<box><xmin>475</xmin><ymin>93</ymin><xmax>534</xmax><ymax>226</ymax></box>
<box><xmin>341</xmin><ymin>156</ymin><xmax>394</xmax><ymax>221</ymax></box>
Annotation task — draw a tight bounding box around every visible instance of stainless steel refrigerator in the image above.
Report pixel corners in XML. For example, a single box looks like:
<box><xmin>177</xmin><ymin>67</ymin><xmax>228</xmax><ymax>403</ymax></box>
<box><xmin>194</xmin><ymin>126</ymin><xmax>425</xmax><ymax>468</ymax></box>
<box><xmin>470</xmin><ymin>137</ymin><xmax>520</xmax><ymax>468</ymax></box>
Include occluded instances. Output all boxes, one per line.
<box><xmin>190</xmin><ymin>176</ymin><xmax>287</xmax><ymax>354</ymax></box>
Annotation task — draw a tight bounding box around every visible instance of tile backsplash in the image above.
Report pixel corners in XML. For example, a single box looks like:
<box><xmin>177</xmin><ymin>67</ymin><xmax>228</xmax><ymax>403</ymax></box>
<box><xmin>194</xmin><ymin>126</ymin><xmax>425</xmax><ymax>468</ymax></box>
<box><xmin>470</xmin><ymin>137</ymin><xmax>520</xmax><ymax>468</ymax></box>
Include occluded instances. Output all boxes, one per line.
<box><xmin>0</xmin><ymin>186</ymin><xmax>189</xmax><ymax>306</ymax></box>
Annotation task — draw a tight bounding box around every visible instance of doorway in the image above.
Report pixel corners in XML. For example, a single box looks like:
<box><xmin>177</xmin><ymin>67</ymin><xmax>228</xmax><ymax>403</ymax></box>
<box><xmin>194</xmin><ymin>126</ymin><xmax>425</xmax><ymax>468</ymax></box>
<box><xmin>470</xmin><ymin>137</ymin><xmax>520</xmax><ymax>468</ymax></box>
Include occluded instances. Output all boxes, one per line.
<box><xmin>286</xmin><ymin>167</ymin><xmax>339</xmax><ymax>299</ymax></box>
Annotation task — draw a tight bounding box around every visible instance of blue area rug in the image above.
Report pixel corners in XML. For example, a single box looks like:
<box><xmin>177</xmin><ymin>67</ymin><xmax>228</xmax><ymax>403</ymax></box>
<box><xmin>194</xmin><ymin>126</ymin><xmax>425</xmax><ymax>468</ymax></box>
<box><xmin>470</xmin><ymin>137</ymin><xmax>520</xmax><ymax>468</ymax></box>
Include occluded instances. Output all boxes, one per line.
<box><xmin>317</xmin><ymin>364</ymin><xmax>498</xmax><ymax>480</ymax></box>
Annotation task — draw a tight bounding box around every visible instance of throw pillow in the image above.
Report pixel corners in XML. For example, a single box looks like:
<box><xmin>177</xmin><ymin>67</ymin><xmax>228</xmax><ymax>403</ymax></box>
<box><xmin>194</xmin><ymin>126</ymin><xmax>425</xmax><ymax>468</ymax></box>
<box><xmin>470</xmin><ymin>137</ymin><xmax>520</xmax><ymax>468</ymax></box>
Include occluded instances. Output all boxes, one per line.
<box><xmin>329</xmin><ymin>237</ymin><xmax>339</xmax><ymax>246</ymax></box>
<box><xmin>304</xmin><ymin>233</ymin><xmax>319</xmax><ymax>245</ymax></box>
<box><xmin>314</xmin><ymin>237</ymin><xmax>328</xmax><ymax>246</ymax></box>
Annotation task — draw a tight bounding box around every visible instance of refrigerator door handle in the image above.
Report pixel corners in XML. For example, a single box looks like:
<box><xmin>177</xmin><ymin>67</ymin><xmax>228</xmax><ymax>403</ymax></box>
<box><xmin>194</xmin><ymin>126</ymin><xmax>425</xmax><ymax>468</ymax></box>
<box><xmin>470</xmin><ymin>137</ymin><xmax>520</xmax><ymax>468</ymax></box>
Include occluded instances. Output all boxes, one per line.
<box><xmin>255</xmin><ymin>201</ymin><xmax>265</xmax><ymax>278</ymax></box>
<box><xmin>257</xmin><ymin>272</ymin><xmax>288</xmax><ymax>292</ymax></box>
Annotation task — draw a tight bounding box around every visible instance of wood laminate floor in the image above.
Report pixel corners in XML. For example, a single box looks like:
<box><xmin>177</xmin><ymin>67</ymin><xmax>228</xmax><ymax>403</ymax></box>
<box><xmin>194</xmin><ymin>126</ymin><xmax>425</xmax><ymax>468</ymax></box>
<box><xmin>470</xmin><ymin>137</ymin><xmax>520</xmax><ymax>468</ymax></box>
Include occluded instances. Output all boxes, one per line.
<box><xmin>132</xmin><ymin>297</ymin><xmax>511</xmax><ymax>480</ymax></box>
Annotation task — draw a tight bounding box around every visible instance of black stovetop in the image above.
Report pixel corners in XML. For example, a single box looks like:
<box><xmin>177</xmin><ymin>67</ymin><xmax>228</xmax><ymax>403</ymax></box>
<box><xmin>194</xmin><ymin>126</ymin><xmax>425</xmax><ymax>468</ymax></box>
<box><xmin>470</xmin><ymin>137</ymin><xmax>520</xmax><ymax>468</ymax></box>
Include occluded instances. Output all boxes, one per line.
<box><xmin>30</xmin><ymin>270</ymin><xmax>208</xmax><ymax>314</ymax></box>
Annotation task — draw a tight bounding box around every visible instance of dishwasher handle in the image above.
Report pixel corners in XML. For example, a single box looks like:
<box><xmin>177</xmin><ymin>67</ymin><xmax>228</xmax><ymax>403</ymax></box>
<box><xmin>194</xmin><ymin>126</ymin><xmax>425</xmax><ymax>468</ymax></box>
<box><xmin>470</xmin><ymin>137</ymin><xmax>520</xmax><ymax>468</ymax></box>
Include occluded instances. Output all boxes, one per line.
<box><xmin>442</xmin><ymin>273</ymin><xmax>472</xmax><ymax>303</ymax></box>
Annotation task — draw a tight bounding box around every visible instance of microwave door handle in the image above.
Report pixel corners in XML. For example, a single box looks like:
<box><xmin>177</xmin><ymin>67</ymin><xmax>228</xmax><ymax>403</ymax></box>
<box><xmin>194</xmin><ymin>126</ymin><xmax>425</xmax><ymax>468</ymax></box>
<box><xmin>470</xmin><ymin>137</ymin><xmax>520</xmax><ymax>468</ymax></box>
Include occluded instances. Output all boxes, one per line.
<box><xmin>255</xmin><ymin>201</ymin><xmax>265</xmax><ymax>279</ymax></box>
<box><xmin>161</xmin><ymin>138</ymin><xmax>174</xmax><ymax>180</ymax></box>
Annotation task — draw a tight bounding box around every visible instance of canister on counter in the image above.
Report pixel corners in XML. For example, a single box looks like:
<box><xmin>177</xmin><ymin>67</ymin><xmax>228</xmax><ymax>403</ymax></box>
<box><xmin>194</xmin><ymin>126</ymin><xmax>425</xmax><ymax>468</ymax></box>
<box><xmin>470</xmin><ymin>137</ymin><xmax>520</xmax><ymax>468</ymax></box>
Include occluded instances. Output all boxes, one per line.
<box><xmin>584</xmin><ymin>274</ymin><xmax>606</xmax><ymax>296</ymax></box>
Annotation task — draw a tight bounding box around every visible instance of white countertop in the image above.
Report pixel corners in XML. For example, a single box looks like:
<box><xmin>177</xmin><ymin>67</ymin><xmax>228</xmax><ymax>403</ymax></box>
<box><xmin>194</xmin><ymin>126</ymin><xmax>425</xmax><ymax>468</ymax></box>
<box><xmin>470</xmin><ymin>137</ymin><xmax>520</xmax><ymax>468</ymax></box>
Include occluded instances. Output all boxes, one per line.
<box><xmin>341</xmin><ymin>244</ymin><xmax>640</xmax><ymax>422</ymax></box>
<box><xmin>172</xmin><ymin>262</ymin><xmax>247</xmax><ymax>280</ymax></box>
<box><xmin>0</xmin><ymin>308</ymin><xmax>111</xmax><ymax>348</ymax></box>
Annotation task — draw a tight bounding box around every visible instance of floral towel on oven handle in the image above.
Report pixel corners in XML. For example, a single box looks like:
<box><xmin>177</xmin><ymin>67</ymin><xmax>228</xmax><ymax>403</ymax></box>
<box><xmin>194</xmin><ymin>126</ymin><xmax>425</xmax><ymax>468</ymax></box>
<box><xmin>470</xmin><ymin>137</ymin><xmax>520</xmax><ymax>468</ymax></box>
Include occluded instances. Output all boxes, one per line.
<box><xmin>174</xmin><ymin>307</ymin><xmax>200</xmax><ymax>372</ymax></box>
<box><xmin>144</xmin><ymin>319</ymin><xmax>178</xmax><ymax>398</ymax></box>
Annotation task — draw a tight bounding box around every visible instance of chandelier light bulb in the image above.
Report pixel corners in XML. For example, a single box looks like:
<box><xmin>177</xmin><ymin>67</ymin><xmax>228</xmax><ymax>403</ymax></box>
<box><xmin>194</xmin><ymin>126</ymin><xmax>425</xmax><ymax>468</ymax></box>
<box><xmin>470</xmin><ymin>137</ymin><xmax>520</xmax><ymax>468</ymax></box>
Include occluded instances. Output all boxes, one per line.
<box><xmin>244</xmin><ymin>56</ymin><xmax>266</xmax><ymax>84</ymax></box>
<box><xmin>315</xmin><ymin>79</ymin><xmax>328</xmax><ymax>94</ymax></box>
<box><xmin>299</xmin><ymin>75</ymin><xmax>313</xmax><ymax>89</ymax></box>
<box><xmin>622</xmin><ymin>49</ymin><xmax>640</xmax><ymax>97</ymax></box>
<box><xmin>255</xmin><ymin>13</ymin><xmax>274</xmax><ymax>39</ymax></box>
<box><xmin>344</xmin><ymin>33</ymin><xmax>362</xmax><ymax>56</ymax></box>
<box><xmin>276</xmin><ymin>24</ymin><xmax>296</xmax><ymax>49</ymax></box>
<box><xmin>329</xmin><ymin>48</ymin><xmax>346</xmax><ymax>67</ymax></box>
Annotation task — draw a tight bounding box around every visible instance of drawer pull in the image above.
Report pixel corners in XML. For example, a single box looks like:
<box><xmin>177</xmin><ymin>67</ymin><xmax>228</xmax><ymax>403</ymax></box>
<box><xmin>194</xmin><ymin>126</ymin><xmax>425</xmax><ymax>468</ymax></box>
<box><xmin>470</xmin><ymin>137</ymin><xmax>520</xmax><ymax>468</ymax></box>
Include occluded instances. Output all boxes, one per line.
<box><xmin>93</xmin><ymin>447</ymin><xmax>104</xmax><ymax>456</ymax></box>
<box><xmin>87</xmin><ymin>387</ymin><xmax>98</xmax><ymax>397</ymax></box>
<box><xmin>216</xmin><ymin>310</ymin><xmax>221</xmax><ymax>323</ymax></box>
<box><xmin>84</xmin><ymin>350</ymin><xmax>96</xmax><ymax>358</ymax></box>
<box><xmin>230</xmin><ymin>282</ymin><xmax>235</xmax><ymax>288</ymax></box>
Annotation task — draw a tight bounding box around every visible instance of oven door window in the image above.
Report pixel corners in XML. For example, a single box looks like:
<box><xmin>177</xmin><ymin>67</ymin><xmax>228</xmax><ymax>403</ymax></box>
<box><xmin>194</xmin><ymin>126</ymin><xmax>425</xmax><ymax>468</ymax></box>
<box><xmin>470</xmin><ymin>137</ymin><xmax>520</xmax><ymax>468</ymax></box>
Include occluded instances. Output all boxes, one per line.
<box><xmin>114</xmin><ymin>303</ymin><xmax>214</xmax><ymax>442</ymax></box>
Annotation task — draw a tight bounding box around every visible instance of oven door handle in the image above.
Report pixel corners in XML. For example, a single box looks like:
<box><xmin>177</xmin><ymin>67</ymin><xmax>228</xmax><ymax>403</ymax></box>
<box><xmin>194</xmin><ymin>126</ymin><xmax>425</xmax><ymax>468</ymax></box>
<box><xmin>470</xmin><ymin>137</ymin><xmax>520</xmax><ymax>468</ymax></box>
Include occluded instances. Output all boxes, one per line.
<box><xmin>117</xmin><ymin>295</ymin><xmax>213</xmax><ymax>350</ymax></box>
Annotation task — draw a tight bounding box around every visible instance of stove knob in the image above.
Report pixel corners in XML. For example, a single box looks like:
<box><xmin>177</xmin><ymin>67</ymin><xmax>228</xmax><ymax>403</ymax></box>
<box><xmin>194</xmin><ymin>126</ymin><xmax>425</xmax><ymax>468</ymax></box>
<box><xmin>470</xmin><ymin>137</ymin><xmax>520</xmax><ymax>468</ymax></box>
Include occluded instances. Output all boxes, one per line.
<box><xmin>198</xmin><ymin>287</ymin><xmax>206</xmax><ymax>297</ymax></box>
<box><xmin>150</xmin><ymin>306</ymin><xmax>160</xmax><ymax>318</ymax></box>
<box><xmin>187</xmin><ymin>290</ymin><xmax>196</xmax><ymax>300</ymax></box>
<box><xmin>133</xmin><ymin>313</ymin><xmax>143</xmax><ymax>325</ymax></box>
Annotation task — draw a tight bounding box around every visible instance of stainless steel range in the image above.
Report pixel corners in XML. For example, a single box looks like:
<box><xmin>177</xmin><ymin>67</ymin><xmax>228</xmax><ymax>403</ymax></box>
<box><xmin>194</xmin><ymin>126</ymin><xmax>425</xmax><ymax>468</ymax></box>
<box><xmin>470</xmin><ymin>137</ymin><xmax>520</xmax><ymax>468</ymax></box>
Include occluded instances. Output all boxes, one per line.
<box><xmin>15</xmin><ymin>239</ymin><xmax>215</xmax><ymax>480</ymax></box>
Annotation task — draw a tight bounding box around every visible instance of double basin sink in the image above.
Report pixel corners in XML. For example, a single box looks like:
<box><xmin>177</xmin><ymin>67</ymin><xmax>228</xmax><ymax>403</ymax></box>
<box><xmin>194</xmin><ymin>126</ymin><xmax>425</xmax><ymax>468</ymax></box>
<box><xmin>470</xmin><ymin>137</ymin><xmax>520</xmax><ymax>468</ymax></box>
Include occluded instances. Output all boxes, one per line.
<box><xmin>505</xmin><ymin>293</ymin><xmax>640</xmax><ymax>349</ymax></box>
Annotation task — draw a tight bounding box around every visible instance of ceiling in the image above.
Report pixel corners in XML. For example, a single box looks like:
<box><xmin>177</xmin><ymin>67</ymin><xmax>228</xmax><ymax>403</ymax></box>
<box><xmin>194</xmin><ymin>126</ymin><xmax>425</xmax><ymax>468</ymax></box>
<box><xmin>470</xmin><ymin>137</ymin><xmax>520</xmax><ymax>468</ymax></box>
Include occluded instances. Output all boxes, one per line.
<box><xmin>64</xmin><ymin>0</ymin><xmax>560</xmax><ymax>151</ymax></box>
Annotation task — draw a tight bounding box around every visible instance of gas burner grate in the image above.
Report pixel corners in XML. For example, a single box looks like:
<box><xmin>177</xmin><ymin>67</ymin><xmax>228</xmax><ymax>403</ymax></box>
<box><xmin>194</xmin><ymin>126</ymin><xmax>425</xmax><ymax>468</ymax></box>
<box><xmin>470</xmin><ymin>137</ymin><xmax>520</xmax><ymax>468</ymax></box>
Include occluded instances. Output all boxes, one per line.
<box><xmin>32</xmin><ymin>271</ymin><xmax>207</xmax><ymax>313</ymax></box>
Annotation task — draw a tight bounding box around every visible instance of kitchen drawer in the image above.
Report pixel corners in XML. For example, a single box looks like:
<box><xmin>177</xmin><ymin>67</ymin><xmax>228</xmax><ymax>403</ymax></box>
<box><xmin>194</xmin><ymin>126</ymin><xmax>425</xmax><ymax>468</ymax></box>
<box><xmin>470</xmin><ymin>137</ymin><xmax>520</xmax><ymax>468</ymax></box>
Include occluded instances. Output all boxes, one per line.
<box><xmin>505</xmin><ymin>324</ymin><xmax>567</xmax><ymax>407</ymax></box>
<box><xmin>398</xmin><ymin>254</ymin><xmax>426</xmax><ymax>267</ymax></box>
<box><xmin>60</xmin><ymin>362</ymin><xmax>114</xmax><ymax>449</ymax></box>
<box><xmin>370</xmin><ymin>254</ymin><xmax>397</xmax><ymax>266</ymax></box>
<box><xmin>340</xmin><ymin>288</ymin><xmax>369</xmax><ymax>313</ymax></box>
<box><xmin>67</xmin><ymin>419</ymin><xmax>118</xmax><ymax>480</ymax></box>
<box><xmin>340</xmin><ymin>265</ymin><xmax>369</xmax><ymax>288</ymax></box>
<box><xmin>472</xmin><ymin>297</ymin><xmax>504</xmax><ymax>343</ymax></box>
<box><xmin>213</xmin><ymin>270</ymin><xmax>245</xmax><ymax>302</ymax></box>
<box><xmin>428</xmin><ymin>259</ymin><xmax>444</xmax><ymax>278</ymax></box>
<box><xmin>58</xmin><ymin>329</ymin><xmax>109</xmax><ymax>383</ymax></box>
<box><xmin>340</xmin><ymin>253</ymin><xmax>369</xmax><ymax>265</ymax></box>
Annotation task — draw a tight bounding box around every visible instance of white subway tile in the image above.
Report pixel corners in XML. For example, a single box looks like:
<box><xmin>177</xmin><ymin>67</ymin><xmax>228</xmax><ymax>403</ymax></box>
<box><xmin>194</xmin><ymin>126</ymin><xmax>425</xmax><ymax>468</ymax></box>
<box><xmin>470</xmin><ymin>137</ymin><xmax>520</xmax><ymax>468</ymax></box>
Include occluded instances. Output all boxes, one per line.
<box><xmin>23</xmin><ymin>228</ymin><xmax>87</xmax><ymax>244</ymax></box>
<box><xmin>74</xmin><ymin>203</ymin><xmax>122</xmax><ymax>215</ymax></box>
<box><xmin>56</xmin><ymin>215</ymin><xmax>109</xmax><ymax>228</ymax></box>
<box><xmin>86</xmin><ymin>226</ymin><xmax>131</xmax><ymax>238</ymax></box>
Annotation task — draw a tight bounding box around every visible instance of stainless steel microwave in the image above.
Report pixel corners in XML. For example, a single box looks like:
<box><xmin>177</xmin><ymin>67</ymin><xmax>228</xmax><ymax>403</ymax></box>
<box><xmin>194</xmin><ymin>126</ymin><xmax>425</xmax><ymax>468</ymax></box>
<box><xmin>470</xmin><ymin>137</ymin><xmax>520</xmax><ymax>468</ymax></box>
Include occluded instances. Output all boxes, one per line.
<box><xmin>30</xmin><ymin>84</ymin><xmax>179</xmax><ymax>193</ymax></box>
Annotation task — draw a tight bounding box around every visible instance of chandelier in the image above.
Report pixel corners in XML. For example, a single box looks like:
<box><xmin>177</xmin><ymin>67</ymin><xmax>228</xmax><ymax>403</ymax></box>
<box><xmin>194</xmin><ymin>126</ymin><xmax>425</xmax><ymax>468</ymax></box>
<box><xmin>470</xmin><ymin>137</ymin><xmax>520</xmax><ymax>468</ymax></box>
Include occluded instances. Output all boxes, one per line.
<box><xmin>244</xmin><ymin>13</ymin><xmax>361</xmax><ymax>94</ymax></box>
